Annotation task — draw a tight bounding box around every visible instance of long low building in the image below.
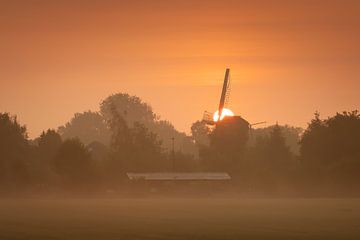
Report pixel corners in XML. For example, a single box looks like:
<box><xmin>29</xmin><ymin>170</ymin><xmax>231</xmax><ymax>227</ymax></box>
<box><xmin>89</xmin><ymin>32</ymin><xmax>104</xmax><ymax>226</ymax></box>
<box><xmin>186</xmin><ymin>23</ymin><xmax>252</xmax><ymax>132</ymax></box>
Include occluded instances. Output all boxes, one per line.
<box><xmin>126</xmin><ymin>172</ymin><xmax>231</xmax><ymax>181</ymax></box>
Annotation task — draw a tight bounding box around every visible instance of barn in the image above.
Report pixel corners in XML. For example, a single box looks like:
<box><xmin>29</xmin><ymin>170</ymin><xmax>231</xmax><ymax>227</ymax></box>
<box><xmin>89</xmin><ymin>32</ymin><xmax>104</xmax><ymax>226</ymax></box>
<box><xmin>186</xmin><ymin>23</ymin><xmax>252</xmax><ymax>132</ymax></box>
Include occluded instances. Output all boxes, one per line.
<box><xmin>126</xmin><ymin>172</ymin><xmax>231</xmax><ymax>193</ymax></box>
<box><xmin>127</xmin><ymin>172</ymin><xmax>231</xmax><ymax>181</ymax></box>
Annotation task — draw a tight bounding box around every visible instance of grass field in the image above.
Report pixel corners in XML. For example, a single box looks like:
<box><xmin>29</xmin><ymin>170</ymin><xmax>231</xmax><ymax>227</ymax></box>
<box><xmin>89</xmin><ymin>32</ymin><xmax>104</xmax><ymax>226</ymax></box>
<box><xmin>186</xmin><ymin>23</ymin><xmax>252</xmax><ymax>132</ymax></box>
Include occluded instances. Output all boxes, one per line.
<box><xmin>0</xmin><ymin>198</ymin><xmax>359</xmax><ymax>239</ymax></box>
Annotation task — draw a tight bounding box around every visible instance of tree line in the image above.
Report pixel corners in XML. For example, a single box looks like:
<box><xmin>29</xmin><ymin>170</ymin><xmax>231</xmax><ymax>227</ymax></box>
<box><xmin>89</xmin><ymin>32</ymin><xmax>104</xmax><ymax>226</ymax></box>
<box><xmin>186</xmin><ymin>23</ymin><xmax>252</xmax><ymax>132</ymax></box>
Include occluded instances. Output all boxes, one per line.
<box><xmin>1</xmin><ymin>93</ymin><xmax>359</xmax><ymax>196</ymax></box>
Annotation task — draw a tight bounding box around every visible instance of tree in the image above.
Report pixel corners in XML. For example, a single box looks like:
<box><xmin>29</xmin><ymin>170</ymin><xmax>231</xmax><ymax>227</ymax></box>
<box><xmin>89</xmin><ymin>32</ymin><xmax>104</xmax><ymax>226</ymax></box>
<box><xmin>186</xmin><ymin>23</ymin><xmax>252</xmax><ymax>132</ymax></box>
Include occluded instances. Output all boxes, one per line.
<box><xmin>267</xmin><ymin>124</ymin><xmax>294</xmax><ymax>166</ymax></box>
<box><xmin>248</xmin><ymin>124</ymin><xmax>303</xmax><ymax>155</ymax></box>
<box><xmin>106</xmin><ymin>107</ymin><xmax>165</xmax><ymax>174</ymax></box>
<box><xmin>128</xmin><ymin>122</ymin><xmax>164</xmax><ymax>171</ymax></box>
<box><xmin>100</xmin><ymin>92</ymin><xmax>197</xmax><ymax>156</ymax></box>
<box><xmin>58</xmin><ymin>111</ymin><xmax>110</xmax><ymax>145</ymax></box>
<box><xmin>300</xmin><ymin>111</ymin><xmax>360</xmax><ymax>192</ymax></box>
<box><xmin>244</xmin><ymin>124</ymin><xmax>295</xmax><ymax>193</ymax></box>
<box><xmin>37</xmin><ymin>129</ymin><xmax>62</xmax><ymax>162</ymax></box>
<box><xmin>100</xmin><ymin>93</ymin><xmax>156</xmax><ymax>127</ymax></box>
<box><xmin>151</xmin><ymin>120</ymin><xmax>197</xmax><ymax>156</ymax></box>
<box><xmin>0</xmin><ymin>113</ymin><xmax>29</xmax><ymax>189</ymax></box>
<box><xmin>87</xmin><ymin>141</ymin><xmax>109</xmax><ymax>162</ymax></box>
<box><xmin>191</xmin><ymin>120</ymin><xmax>211</xmax><ymax>147</ymax></box>
<box><xmin>54</xmin><ymin>138</ymin><xmax>94</xmax><ymax>188</ymax></box>
<box><xmin>31</xmin><ymin>129</ymin><xmax>62</xmax><ymax>186</ymax></box>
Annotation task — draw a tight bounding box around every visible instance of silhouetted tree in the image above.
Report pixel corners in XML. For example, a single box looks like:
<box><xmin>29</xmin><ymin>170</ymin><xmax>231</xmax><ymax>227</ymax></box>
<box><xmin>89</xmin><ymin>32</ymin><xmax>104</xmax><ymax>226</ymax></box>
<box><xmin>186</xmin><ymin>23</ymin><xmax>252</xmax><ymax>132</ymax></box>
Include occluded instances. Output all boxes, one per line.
<box><xmin>100</xmin><ymin>93</ymin><xmax>156</xmax><ymax>127</ymax></box>
<box><xmin>267</xmin><ymin>124</ymin><xmax>294</xmax><ymax>166</ymax></box>
<box><xmin>248</xmin><ymin>124</ymin><xmax>303</xmax><ymax>155</ymax></box>
<box><xmin>37</xmin><ymin>129</ymin><xmax>62</xmax><ymax>162</ymax></box>
<box><xmin>191</xmin><ymin>120</ymin><xmax>211</xmax><ymax>147</ymax></box>
<box><xmin>0</xmin><ymin>113</ymin><xmax>29</xmax><ymax>190</ymax></box>
<box><xmin>31</xmin><ymin>129</ymin><xmax>62</xmax><ymax>187</ymax></box>
<box><xmin>104</xmin><ymin>106</ymin><xmax>166</xmax><ymax>185</ymax></box>
<box><xmin>100</xmin><ymin>93</ymin><xmax>197</xmax><ymax>156</ymax></box>
<box><xmin>58</xmin><ymin>111</ymin><xmax>110</xmax><ymax>145</ymax></box>
<box><xmin>54</xmin><ymin>138</ymin><xmax>94</xmax><ymax>188</ymax></box>
<box><xmin>244</xmin><ymin>124</ymin><xmax>295</xmax><ymax>193</ymax></box>
<box><xmin>87</xmin><ymin>141</ymin><xmax>109</xmax><ymax>162</ymax></box>
<box><xmin>151</xmin><ymin>120</ymin><xmax>197</xmax><ymax>156</ymax></box>
<box><xmin>128</xmin><ymin>122</ymin><xmax>164</xmax><ymax>171</ymax></box>
<box><xmin>300</xmin><ymin>111</ymin><xmax>360</xmax><ymax>193</ymax></box>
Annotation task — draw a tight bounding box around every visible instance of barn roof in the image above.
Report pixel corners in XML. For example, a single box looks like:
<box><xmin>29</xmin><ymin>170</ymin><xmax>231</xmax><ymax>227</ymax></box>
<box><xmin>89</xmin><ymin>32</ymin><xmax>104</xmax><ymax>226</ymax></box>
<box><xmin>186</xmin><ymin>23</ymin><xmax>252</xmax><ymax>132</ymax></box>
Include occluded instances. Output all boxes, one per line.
<box><xmin>126</xmin><ymin>172</ymin><xmax>231</xmax><ymax>181</ymax></box>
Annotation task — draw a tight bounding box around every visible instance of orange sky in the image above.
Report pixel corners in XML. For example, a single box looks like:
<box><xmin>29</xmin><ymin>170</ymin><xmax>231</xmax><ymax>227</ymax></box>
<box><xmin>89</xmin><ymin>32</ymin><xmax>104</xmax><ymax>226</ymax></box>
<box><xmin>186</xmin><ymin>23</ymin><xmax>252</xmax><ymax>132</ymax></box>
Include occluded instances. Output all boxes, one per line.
<box><xmin>1</xmin><ymin>0</ymin><xmax>360</xmax><ymax>138</ymax></box>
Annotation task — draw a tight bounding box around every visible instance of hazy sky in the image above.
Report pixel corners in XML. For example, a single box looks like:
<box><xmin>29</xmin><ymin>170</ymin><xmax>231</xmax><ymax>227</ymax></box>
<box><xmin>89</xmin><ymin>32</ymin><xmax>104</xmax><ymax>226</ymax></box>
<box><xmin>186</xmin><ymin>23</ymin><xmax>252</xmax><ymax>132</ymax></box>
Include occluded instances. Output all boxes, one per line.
<box><xmin>1</xmin><ymin>0</ymin><xmax>359</xmax><ymax>138</ymax></box>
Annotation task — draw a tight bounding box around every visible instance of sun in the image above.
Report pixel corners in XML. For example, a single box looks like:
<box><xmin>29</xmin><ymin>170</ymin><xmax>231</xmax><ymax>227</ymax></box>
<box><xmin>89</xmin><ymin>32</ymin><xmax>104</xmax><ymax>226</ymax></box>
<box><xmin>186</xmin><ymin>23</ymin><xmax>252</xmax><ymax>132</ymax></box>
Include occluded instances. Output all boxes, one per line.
<box><xmin>213</xmin><ymin>108</ymin><xmax>234</xmax><ymax>122</ymax></box>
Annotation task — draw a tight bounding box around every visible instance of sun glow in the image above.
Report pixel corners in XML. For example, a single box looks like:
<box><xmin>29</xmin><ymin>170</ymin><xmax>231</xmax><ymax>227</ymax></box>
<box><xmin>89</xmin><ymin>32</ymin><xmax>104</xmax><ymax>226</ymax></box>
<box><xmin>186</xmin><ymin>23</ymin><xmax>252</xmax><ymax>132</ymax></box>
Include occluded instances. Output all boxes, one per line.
<box><xmin>213</xmin><ymin>108</ymin><xmax>234</xmax><ymax>122</ymax></box>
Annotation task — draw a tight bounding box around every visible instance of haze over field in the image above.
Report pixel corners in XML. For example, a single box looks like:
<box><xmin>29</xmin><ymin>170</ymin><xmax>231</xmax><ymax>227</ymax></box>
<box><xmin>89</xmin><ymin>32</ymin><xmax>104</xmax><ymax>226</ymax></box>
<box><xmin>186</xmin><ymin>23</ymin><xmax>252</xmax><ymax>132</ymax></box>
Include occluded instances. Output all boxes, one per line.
<box><xmin>1</xmin><ymin>0</ymin><xmax>360</xmax><ymax>137</ymax></box>
<box><xmin>1</xmin><ymin>198</ymin><xmax>360</xmax><ymax>239</ymax></box>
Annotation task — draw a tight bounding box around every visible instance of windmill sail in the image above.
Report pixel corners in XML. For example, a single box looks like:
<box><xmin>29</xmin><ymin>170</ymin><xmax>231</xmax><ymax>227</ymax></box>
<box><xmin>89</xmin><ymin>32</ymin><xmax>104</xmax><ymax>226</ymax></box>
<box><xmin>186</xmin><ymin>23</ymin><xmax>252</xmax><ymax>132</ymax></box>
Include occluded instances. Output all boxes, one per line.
<box><xmin>201</xmin><ymin>68</ymin><xmax>232</xmax><ymax>124</ymax></box>
<box><xmin>218</xmin><ymin>68</ymin><xmax>231</xmax><ymax>119</ymax></box>
<box><xmin>202</xmin><ymin>111</ymin><xmax>214</xmax><ymax>123</ymax></box>
<box><xmin>224</xmin><ymin>72</ymin><xmax>231</xmax><ymax>108</ymax></box>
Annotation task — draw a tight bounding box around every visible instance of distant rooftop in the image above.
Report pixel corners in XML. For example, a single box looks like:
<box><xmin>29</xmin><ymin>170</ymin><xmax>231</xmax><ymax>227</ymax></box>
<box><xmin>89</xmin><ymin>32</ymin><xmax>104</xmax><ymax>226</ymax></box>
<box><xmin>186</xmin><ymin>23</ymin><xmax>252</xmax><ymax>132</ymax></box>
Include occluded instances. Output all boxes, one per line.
<box><xmin>127</xmin><ymin>172</ymin><xmax>231</xmax><ymax>181</ymax></box>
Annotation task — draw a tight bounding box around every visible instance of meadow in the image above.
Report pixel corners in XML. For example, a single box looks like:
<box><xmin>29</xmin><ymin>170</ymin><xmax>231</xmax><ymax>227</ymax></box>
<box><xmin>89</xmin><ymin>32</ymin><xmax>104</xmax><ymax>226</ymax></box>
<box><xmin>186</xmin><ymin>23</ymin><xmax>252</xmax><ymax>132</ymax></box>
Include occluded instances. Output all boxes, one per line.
<box><xmin>0</xmin><ymin>198</ymin><xmax>359</xmax><ymax>239</ymax></box>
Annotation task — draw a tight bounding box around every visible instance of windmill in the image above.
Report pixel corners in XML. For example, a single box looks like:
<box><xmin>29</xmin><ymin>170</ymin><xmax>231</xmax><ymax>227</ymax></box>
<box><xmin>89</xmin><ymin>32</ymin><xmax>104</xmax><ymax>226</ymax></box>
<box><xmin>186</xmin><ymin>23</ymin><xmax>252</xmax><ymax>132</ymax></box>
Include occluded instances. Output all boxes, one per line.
<box><xmin>202</xmin><ymin>68</ymin><xmax>266</xmax><ymax>128</ymax></box>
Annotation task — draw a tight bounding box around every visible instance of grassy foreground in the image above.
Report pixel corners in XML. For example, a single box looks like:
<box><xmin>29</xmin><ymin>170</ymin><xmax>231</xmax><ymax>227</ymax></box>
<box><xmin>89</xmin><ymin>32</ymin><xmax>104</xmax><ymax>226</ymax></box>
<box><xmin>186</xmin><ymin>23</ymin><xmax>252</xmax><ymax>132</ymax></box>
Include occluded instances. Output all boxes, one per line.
<box><xmin>0</xmin><ymin>198</ymin><xmax>359</xmax><ymax>239</ymax></box>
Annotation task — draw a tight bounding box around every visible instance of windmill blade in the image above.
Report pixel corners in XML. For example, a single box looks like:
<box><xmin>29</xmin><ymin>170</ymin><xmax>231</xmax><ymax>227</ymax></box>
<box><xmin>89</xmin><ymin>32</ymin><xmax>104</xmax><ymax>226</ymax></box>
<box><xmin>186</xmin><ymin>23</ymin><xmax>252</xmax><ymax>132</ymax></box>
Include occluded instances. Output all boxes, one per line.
<box><xmin>224</xmin><ymin>73</ymin><xmax>231</xmax><ymax>108</ymax></box>
<box><xmin>250</xmin><ymin>121</ymin><xmax>267</xmax><ymax>127</ymax></box>
<box><xmin>218</xmin><ymin>68</ymin><xmax>230</xmax><ymax>117</ymax></box>
<box><xmin>202</xmin><ymin>111</ymin><xmax>214</xmax><ymax>124</ymax></box>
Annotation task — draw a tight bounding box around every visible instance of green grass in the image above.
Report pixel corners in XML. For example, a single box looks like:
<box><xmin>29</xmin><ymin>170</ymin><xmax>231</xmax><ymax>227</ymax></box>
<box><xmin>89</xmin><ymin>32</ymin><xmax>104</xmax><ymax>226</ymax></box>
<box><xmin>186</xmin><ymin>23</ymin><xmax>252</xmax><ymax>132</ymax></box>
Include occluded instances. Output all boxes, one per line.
<box><xmin>0</xmin><ymin>198</ymin><xmax>359</xmax><ymax>239</ymax></box>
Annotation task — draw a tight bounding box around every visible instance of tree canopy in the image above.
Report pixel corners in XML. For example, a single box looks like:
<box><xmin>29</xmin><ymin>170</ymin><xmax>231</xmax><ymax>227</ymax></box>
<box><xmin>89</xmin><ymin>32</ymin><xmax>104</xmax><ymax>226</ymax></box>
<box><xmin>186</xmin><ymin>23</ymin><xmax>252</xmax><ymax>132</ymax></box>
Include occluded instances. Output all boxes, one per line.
<box><xmin>0</xmin><ymin>113</ymin><xmax>29</xmax><ymax>188</ymax></box>
<box><xmin>300</xmin><ymin>111</ymin><xmax>360</xmax><ymax>190</ymax></box>
<box><xmin>58</xmin><ymin>111</ymin><xmax>110</xmax><ymax>145</ymax></box>
<box><xmin>100</xmin><ymin>93</ymin><xmax>196</xmax><ymax>155</ymax></box>
<box><xmin>1</xmin><ymin>100</ymin><xmax>360</xmax><ymax>196</ymax></box>
<box><xmin>54</xmin><ymin>138</ymin><xmax>94</xmax><ymax>188</ymax></box>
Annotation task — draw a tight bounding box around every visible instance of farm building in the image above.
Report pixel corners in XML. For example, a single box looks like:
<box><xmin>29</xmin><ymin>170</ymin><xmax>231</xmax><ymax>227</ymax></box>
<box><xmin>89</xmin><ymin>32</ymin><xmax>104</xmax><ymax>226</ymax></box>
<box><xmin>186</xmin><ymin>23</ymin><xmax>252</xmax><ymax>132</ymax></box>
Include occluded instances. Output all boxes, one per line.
<box><xmin>127</xmin><ymin>172</ymin><xmax>231</xmax><ymax>181</ymax></box>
